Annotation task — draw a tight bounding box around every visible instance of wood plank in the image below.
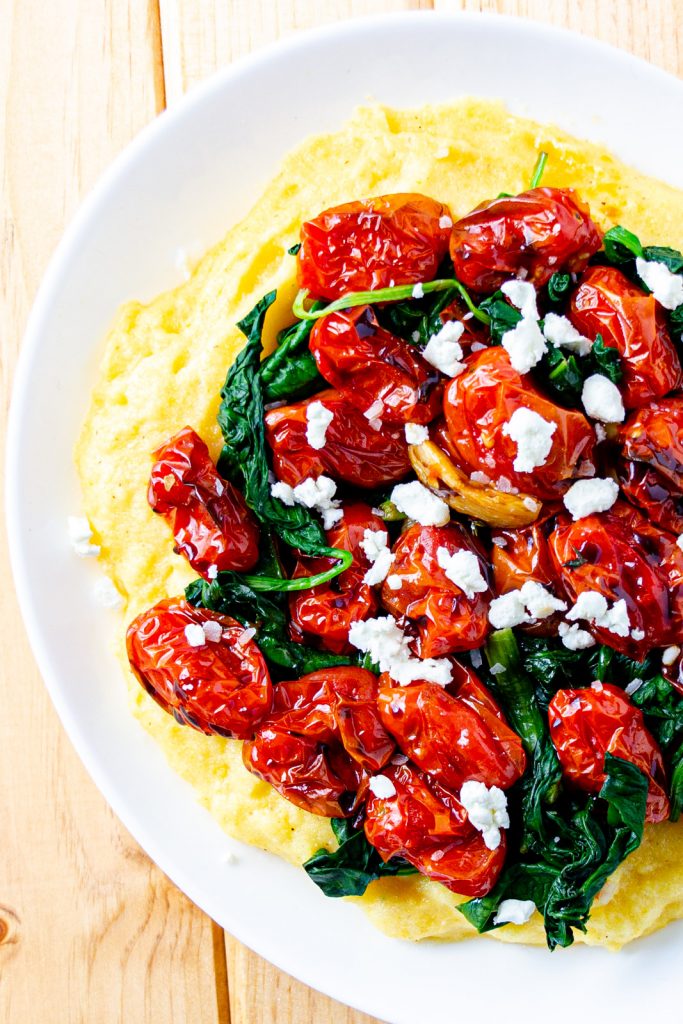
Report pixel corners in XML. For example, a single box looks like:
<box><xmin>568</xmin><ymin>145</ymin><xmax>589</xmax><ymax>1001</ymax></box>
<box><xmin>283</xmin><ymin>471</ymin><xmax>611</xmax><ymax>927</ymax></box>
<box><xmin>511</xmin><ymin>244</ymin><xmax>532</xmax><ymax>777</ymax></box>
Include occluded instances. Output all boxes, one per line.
<box><xmin>158</xmin><ymin>1</ymin><xmax>682</xmax><ymax>1022</ymax></box>
<box><xmin>0</xmin><ymin>2</ymin><xmax>223</xmax><ymax>1022</ymax></box>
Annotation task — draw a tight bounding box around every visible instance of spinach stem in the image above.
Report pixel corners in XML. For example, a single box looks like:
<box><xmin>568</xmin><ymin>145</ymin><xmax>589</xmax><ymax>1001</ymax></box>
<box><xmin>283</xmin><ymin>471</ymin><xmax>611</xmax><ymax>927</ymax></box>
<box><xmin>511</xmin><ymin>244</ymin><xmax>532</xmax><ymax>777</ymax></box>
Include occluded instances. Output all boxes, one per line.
<box><xmin>529</xmin><ymin>150</ymin><xmax>549</xmax><ymax>189</ymax></box>
<box><xmin>292</xmin><ymin>279</ymin><xmax>491</xmax><ymax>326</ymax></box>
<box><xmin>244</xmin><ymin>547</ymin><xmax>353</xmax><ymax>592</ymax></box>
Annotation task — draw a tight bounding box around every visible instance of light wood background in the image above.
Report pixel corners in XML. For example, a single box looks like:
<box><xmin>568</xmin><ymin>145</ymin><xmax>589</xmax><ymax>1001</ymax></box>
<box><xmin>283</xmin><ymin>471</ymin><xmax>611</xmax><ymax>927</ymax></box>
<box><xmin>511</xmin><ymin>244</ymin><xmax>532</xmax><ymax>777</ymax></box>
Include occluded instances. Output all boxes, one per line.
<box><xmin>1</xmin><ymin>1</ymin><xmax>681</xmax><ymax>1022</ymax></box>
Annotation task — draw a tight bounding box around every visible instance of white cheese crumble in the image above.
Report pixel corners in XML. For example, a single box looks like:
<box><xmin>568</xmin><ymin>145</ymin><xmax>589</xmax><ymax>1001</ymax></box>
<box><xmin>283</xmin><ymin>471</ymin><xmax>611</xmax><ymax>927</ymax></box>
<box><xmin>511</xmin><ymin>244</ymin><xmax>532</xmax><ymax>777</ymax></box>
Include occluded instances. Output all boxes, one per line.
<box><xmin>368</xmin><ymin>775</ymin><xmax>397</xmax><ymax>799</ymax></box>
<box><xmin>92</xmin><ymin>576</ymin><xmax>124</xmax><ymax>610</ymax></box>
<box><xmin>386</xmin><ymin>574</ymin><xmax>403</xmax><ymax>591</ymax></box>
<box><xmin>422</xmin><ymin>320</ymin><xmax>466</xmax><ymax>377</ymax></box>
<box><xmin>360</xmin><ymin>528</ymin><xmax>389</xmax><ymax>561</ymax></box>
<box><xmin>502</xmin><ymin>408</ymin><xmax>557</xmax><ymax>473</ymax></box>
<box><xmin>501</xmin><ymin>279</ymin><xmax>539</xmax><ymax>320</ymax></box>
<box><xmin>470</xmin><ymin>471</ymin><xmax>491</xmax><ymax>485</ymax></box>
<box><xmin>542</xmin><ymin>312</ymin><xmax>592</xmax><ymax>357</ymax></box>
<box><xmin>436</xmin><ymin>546</ymin><xmax>487</xmax><ymax>599</ymax></box>
<box><xmin>663</xmin><ymin>645</ymin><xmax>681</xmax><ymax>667</ymax></box>
<box><xmin>347</xmin><ymin>615</ymin><xmax>452</xmax><ymax>687</ymax></box>
<box><xmin>459</xmin><ymin>780</ymin><xmax>509</xmax><ymax>851</ymax></box>
<box><xmin>470</xmin><ymin>648</ymin><xmax>483</xmax><ymax>669</ymax></box>
<box><xmin>489</xmin><ymin>663</ymin><xmax>506</xmax><ymax>676</ymax></box>
<box><xmin>631</xmin><ymin>628</ymin><xmax>645</xmax><ymax>642</ymax></box>
<box><xmin>305</xmin><ymin>400</ymin><xmax>334</xmax><ymax>450</ymax></box>
<box><xmin>207</xmin><ymin>564</ymin><xmax>218</xmax><ymax>580</ymax></box>
<box><xmin>677</xmin><ymin>535</ymin><xmax>683</xmax><ymax>551</ymax></box>
<box><xmin>390</xmin><ymin>481</ymin><xmax>450</xmax><ymax>527</ymax></box>
<box><xmin>625</xmin><ymin>677</ymin><xmax>645</xmax><ymax>696</ymax></box>
<box><xmin>184</xmin><ymin>623</ymin><xmax>206</xmax><ymax>647</ymax></box>
<box><xmin>363</xmin><ymin>546</ymin><xmax>395</xmax><ymax>587</ymax></box>
<box><xmin>404</xmin><ymin>422</ymin><xmax>429</xmax><ymax>446</ymax></box>
<box><xmin>562</xmin><ymin>477</ymin><xmax>619</xmax><ymax>520</ymax></box>
<box><xmin>439</xmin><ymin>214</ymin><xmax>453</xmax><ymax>229</ymax></box>
<box><xmin>488</xmin><ymin>582</ymin><xmax>566</xmax><ymax>628</ymax></box>
<box><xmin>68</xmin><ymin>516</ymin><xmax>101</xmax><ymax>558</ymax></box>
<box><xmin>202</xmin><ymin>620</ymin><xmax>223</xmax><ymax>643</ymax></box>
<box><xmin>581</xmin><ymin>374</ymin><xmax>625</xmax><ymax>424</ymax></box>
<box><xmin>565</xmin><ymin>591</ymin><xmax>630</xmax><ymax>638</ymax></box>
<box><xmin>594</xmin><ymin>423</ymin><xmax>608</xmax><ymax>444</ymax></box>
<box><xmin>558</xmin><ymin>621</ymin><xmax>596</xmax><ymax>650</ymax></box>
<box><xmin>493</xmin><ymin>899</ymin><xmax>536</xmax><ymax>926</ymax></box>
<box><xmin>271</xmin><ymin>475</ymin><xmax>343</xmax><ymax>530</ymax></box>
<box><xmin>501</xmin><ymin>316</ymin><xmax>547</xmax><ymax>374</ymax></box>
<box><xmin>635</xmin><ymin>256</ymin><xmax>683</xmax><ymax>310</ymax></box>
<box><xmin>412</xmin><ymin>283</ymin><xmax>425</xmax><ymax>299</ymax></box>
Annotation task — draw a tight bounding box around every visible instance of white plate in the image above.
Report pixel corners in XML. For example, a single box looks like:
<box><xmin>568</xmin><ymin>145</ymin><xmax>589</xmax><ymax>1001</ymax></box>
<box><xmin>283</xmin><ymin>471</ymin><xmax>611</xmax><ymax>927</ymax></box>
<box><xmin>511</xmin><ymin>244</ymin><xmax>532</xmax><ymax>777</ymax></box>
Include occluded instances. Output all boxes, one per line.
<box><xmin>7</xmin><ymin>12</ymin><xmax>683</xmax><ymax>1023</ymax></box>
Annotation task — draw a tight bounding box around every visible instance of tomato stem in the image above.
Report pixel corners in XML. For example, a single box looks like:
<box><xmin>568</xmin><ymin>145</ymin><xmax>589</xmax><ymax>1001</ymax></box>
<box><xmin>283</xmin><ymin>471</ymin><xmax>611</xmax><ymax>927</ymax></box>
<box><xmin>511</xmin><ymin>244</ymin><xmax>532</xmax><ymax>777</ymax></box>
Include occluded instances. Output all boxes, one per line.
<box><xmin>243</xmin><ymin>546</ymin><xmax>354</xmax><ymax>592</ymax></box>
<box><xmin>529</xmin><ymin>150</ymin><xmax>549</xmax><ymax>190</ymax></box>
<box><xmin>292</xmin><ymin>279</ymin><xmax>491</xmax><ymax>326</ymax></box>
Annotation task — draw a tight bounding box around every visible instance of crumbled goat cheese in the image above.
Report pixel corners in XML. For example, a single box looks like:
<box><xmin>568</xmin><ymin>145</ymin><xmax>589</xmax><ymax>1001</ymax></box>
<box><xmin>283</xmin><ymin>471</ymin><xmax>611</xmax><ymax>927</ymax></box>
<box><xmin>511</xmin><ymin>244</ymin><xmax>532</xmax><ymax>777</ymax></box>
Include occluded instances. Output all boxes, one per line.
<box><xmin>493</xmin><ymin>899</ymin><xmax>536</xmax><ymax>926</ymax></box>
<box><xmin>271</xmin><ymin>475</ymin><xmax>342</xmax><ymax>529</ymax></box>
<box><xmin>470</xmin><ymin>471</ymin><xmax>491</xmax><ymax>485</ymax></box>
<box><xmin>563</xmin><ymin>477</ymin><xmax>619</xmax><ymax>520</ymax></box>
<box><xmin>386</xmin><ymin>574</ymin><xmax>403</xmax><ymax>591</ymax></box>
<box><xmin>677</xmin><ymin>535</ymin><xmax>683</xmax><ymax>551</ymax></box>
<box><xmin>404</xmin><ymin>422</ymin><xmax>429</xmax><ymax>446</ymax></box>
<box><xmin>202</xmin><ymin>620</ymin><xmax>223</xmax><ymax>643</ymax></box>
<box><xmin>635</xmin><ymin>256</ymin><xmax>683</xmax><ymax>310</ymax></box>
<box><xmin>558</xmin><ymin>621</ymin><xmax>596</xmax><ymax>650</ymax></box>
<box><xmin>470</xmin><ymin>341</ymin><xmax>486</xmax><ymax>352</ymax></box>
<box><xmin>459</xmin><ymin>781</ymin><xmax>509</xmax><ymax>851</ymax></box>
<box><xmin>222</xmin><ymin>849</ymin><xmax>239</xmax><ymax>865</ymax></box>
<box><xmin>363</xmin><ymin>546</ymin><xmax>395</xmax><ymax>587</ymax></box>
<box><xmin>364</xmin><ymin>399</ymin><xmax>385</xmax><ymax>422</ymax></box>
<box><xmin>390</xmin><ymin>481</ymin><xmax>450</xmax><ymax>527</ymax></box>
<box><xmin>439</xmin><ymin>214</ymin><xmax>453</xmax><ymax>229</ymax></box>
<box><xmin>360</xmin><ymin>528</ymin><xmax>390</xmax><ymax>561</ymax></box>
<box><xmin>68</xmin><ymin>516</ymin><xmax>101</xmax><ymax>557</ymax></box>
<box><xmin>663</xmin><ymin>645</ymin><xmax>681</xmax><ymax>667</ymax></box>
<box><xmin>412</xmin><ymin>283</ymin><xmax>425</xmax><ymax>299</ymax></box>
<box><xmin>581</xmin><ymin>374</ymin><xmax>625</xmax><ymax>423</ymax></box>
<box><xmin>488</xmin><ymin>582</ymin><xmax>565</xmax><ymax>629</ymax></box>
<box><xmin>368</xmin><ymin>775</ymin><xmax>397</xmax><ymax>799</ymax></box>
<box><xmin>207</xmin><ymin>564</ymin><xmax>218</xmax><ymax>580</ymax></box>
<box><xmin>305</xmin><ymin>400</ymin><xmax>334</xmax><ymax>450</ymax></box>
<box><xmin>631</xmin><ymin>628</ymin><xmax>645</xmax><ymax>642</ymax></box>
<box><xmin>502</xmin><ymin>408</ymin><xmax>557</xmax><ymax>473</ymax></box>
<box><xmin>625</xmin><ymin>677</ymin><xmax>645</xmax><ymax>696</ymax></box>
<box><xmin>411</xmin><ymin>330</ymin><xmax>420</xmax><ymax>343</ymax></box>
<box><xmin>436</xmin><ymin>547</ymin><xmax>487</xmax><ymax>599</ymax></box>
<box><xmin>542</xmin><ymin>313</ymin><xmax>592</xmax><ymax>357</ymax></box>
<box><xmin>422</xmin><ymin>320</ymin><xmax>466</xmax><ymax>377</ymax></box>
<box><xmin>184</xmin><ymin>623</ymin><xmax>206</xmax><ymax>647</ymax></box>
<box><xmin>236</xmin><ymin>627</ymin><xmax>257</xmax><ymax>646</ymax></box>
<box><xmin>93</xmin><ymin>576</ymin><xmax>124</xmax><ymax>610</ymax></box>
<box><xmin>523</xmin><ymin>496</ymin><xmax>540</xmax><ymax>512</ymax></box>
<box><xmin>501</xmin><ymin>316</ymin><xmax>547</xmax><ymax>374</ymax></box>
<box><xmin>348</xmin><ymin>616</ymin><xmax>452</xmax><ymax>687</ymax></box>
<box><xmin>501</xmin><ymin>279</ymin><xmax>539</xmax><ymax>320</ymax></box>
<box><xmin>594</xmin><ymin>423</ymin><xmax>608</xmax><ymax>444</ymax></box>
<box><xmin>489</xmin><ymin>663</ymin><xmax>506</xmax><ymax>676</ymax></box>
<box><xmin>566</xmin><ymin>590</ymin><xmax>630</xmax><ymax>637</ymax></box>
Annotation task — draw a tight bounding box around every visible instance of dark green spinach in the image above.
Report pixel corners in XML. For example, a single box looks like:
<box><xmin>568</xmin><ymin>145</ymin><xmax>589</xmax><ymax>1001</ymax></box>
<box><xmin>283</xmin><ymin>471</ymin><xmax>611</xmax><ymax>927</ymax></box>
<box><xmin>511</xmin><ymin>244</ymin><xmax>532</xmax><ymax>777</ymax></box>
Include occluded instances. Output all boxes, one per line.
<box><xmin>303</xmin><ymin>818</ymin><xmax>416</xmax><ymax>897</ymax></box>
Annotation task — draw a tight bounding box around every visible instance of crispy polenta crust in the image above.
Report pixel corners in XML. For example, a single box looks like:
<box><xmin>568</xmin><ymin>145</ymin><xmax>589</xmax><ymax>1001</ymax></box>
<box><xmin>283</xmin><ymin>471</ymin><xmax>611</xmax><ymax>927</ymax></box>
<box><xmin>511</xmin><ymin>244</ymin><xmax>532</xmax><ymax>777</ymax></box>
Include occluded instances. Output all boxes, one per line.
<box><xmin>76</xmin><ymin>100</ymin><xmax>683</xmax><ymax>948</ymax></box>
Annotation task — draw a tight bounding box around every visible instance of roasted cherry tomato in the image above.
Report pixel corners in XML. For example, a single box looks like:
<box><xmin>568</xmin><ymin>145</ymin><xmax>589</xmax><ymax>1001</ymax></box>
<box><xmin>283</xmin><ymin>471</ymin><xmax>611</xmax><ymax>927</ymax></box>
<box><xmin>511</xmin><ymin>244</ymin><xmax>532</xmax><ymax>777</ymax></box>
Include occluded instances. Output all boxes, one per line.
<box><xmin>265</xmin><ymin>388</ymin><xmax>411</xmax><ymax>489</ymax></box>
<box><xmin>569</xmin><ymin>266</ymin><xmax>683</xmax><ymax>409</ymax></box>
<box><xmin>243</xmin><ymin>667</ymin><xmax>394</xmax><ymax>817</ymax></box>
<box><xmin>309</xmin><ymin>306</ymin><xmax>442</xmax><ymax>424</ymax></box>
<box><xmin>363</xmin><ymin>762</ymin><xmax>506</xmax><ymax>896</ymax></box>
<box><xmin>297</xmin><ymin>193</ymin><xmax>452</xmax><ymax>300</ymax></box>
<box><xmin>618</xmin><ymin>395</ymin><xmax>683</xmax><ymax>533</ymax></box>
<box><xmin>491</xmin><ymin>520</ymin><xmax>565</xmax><ymax>636</ymax></box>
<box><xmin>380</xmin><ymin>523</ymin><xmax>491</xmax><ymax>657</ymax></box>
<box><xmin>289</xmin><ymin>503</ymin><xmax>383</xmax><ymax>654</ymax></box>
<box><xmin>449</xmin><ymin>187</ymin><xmax>602</xmax><ymax>292</ymax></box>
<box><xmin>549</xmin><ymin>500</ymin><xmax>683</xmax><ymax>657</ymax></box>
<box><xmin>377</xmin><ymin>677</ymin><xmax>526</xmax><ymax>792</ymax></box>
<box><xmin>148</xmin><ymin>426</ymin><xmax>260</xmax><ymax>577</ymax></box>
<box><xmin>126</xmin><ymin>598</ymin><xmax>272</xmax><ymax>739</ymax></box>
<box><xmin>548</xmin><ymin>683</ymin><xmax>669</xmax><ymax>823</ymax></box>
<box><xmin>443</xmin><ymin>347</ymin><xmax>595</xmax><ymax>500</ymax></box>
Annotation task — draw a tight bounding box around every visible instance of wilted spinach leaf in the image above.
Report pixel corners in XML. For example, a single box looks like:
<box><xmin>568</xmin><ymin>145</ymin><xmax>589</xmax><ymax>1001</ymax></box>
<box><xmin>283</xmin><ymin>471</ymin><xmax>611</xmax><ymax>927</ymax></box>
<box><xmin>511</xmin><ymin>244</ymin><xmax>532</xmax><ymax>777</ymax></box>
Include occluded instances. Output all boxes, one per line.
<box><xmin>303</xmin><ymin>818</ymin><xmax>416</xmax><ymax>897</ymax></box>
<box><xmin>479</xmin><ymin>291</ymin><xmax>522</xmax><ymax>345</ymax></box>
<box><xmin>260</xmin><ymin>307</ymin><xmax>324</xmax><ymax>402</ymax></box>
<box><xmin>546</xmin><ymin>272</ymin><xmax>572</xmax><ymax>306</ymax></box>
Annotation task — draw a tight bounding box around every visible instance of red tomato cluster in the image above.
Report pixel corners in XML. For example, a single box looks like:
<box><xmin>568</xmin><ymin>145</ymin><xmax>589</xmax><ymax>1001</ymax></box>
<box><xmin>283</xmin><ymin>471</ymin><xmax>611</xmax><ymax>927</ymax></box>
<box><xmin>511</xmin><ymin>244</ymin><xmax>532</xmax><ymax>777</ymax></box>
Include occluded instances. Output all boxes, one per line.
<box><xmin>148</xmin><ymin>426</ymin><xmax>260</xmax><ymax>576</ymax></box>
<box><xmin>618</xmin><ymin>395</ymin><xmax>683</xmax><ymax>535</ymax></box>
<box><xmin>548</xmin><ymin>684</ymin><xmax>669</xmax><ymax>823</ymax></box>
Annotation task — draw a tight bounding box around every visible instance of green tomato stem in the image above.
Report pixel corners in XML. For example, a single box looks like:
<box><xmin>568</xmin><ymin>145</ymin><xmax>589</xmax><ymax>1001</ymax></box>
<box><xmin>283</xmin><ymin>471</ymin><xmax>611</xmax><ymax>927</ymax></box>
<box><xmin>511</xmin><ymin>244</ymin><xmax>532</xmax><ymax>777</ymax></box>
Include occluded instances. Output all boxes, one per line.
<box><xmin>292</xmin><ymin>279</ymin><xmax>491</xmax><ymax>326</ymax></box>
<box><xmin>529</xmin><ymin>150</ymin><xmax>549</xmax><ymax>190</ymax></box>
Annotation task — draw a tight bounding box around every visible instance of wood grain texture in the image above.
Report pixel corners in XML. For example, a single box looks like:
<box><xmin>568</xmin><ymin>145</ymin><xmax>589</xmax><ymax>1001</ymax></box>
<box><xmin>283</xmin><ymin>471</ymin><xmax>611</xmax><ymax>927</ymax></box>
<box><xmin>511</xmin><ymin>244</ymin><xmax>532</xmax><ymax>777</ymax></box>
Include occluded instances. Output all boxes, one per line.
<box><xmin>3</xmin><ymin>2</ymin><xmax>682</xmax><ymax>1023</ymax></box>
<box><xmin>0</xmin><ymin>3</ymin><xmax>222</xmax><ymax>1023</ymax></box>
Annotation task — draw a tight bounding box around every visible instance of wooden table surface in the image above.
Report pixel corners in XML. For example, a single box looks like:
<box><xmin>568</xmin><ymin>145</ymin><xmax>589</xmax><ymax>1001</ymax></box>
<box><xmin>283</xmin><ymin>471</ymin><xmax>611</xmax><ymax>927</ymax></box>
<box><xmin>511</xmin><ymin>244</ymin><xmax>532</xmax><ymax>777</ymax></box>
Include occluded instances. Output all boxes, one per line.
<box><xmin>1</xmin><ymin>1</ymin><xmax>681</xmax><ymax>1021</ymax></box>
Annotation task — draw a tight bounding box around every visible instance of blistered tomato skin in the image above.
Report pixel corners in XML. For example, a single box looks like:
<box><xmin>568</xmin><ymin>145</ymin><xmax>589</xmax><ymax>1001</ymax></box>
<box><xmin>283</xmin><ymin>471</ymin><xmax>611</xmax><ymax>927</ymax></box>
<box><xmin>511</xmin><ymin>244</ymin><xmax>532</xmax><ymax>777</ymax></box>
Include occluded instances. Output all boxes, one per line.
<box><xmin>265</xmin><ymin>389</ymin><xmax>411</xmax><ymax>489</ymax></box>
<box><xmin>449</xmin><ymin>187</ymin><xmax>602</xmax><ymax>292</ymax></box>
<box><xmin>443</xmin><ymin>348</ymin><xmax>595</xmax><ymax>500</ymax></box>
<box><xmin>549</xmin><ymin>500</ymin><xmax>683</xmax><ymax>657</ymax></box>
<box><xmin>148</xmin><ymin>426</ymin><xmax>260</xmax><ymax>576</ymax></box>
<box><xmin>377</xmin><ymin>678</ymin><xmax>526</xmax><ymax>792</ymax></box>
<box><xmin>569</xmin><ymin>266</ymin><xmax>683</xmax><ymax>409</ymax></box>
<box><xmin>619</xmin><ymin>396</ymin><xmax>683</xmax><ymax>534</ymax></box>
<box><xmin>492</xmin><ymin>521</ymin><xmax>565</xmax><ymax>636</ymax></box>
<box><xmin>548</xmin><ymin>684</ymin><xmax>670</xmax><ymax>823</ymax></box>
<box><xmin>309</xmin><ymin>306</ymin><xmax>442</xmax><ymax>424</ymax></box>
<box><xmin>297</xmin><ymin>193</ymin><xmax>452</xmax><ymax>301</ymax></box>
<box><xmin>289</xmin><ymin>504</ymin><xmax>383</xmax><ymax>654</ymax></box>
<box><xmin>381</xmin><ymin>523</ymin><xmax>492</xmax><ymax>657</ymax></box>
<box><xmin>126</xmin><ymin>598</ymin><xmax>272</xmax><ymax>739</ymax></box>
<box><xmin>243</xmin><ymin>667</ymin><xmax>394</xmax><ymax>817</ymax></box>
<box><xmin>363</xmin><ymin>762</ymin><xmax>506</xmax><ymax>896</ymax></box>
